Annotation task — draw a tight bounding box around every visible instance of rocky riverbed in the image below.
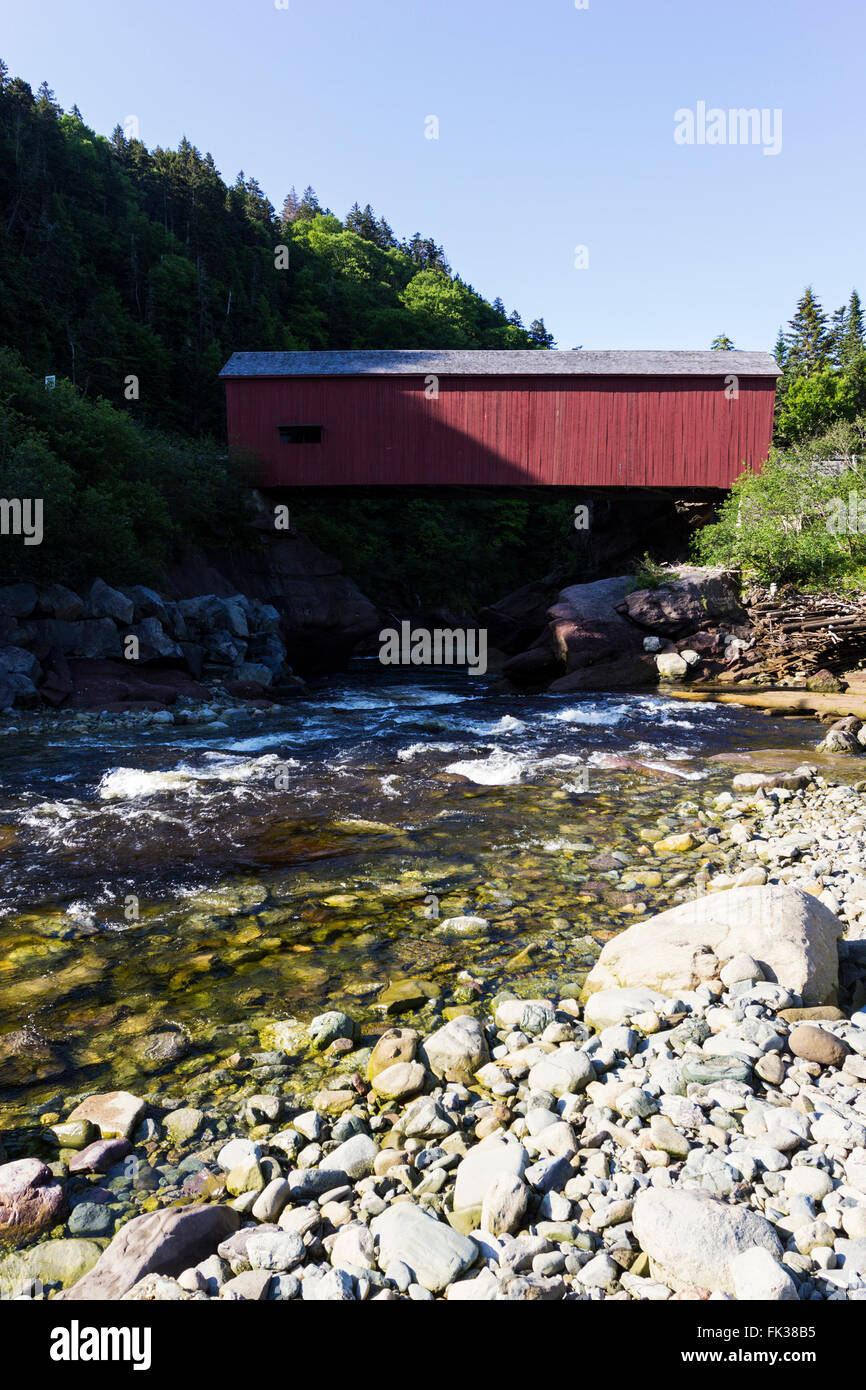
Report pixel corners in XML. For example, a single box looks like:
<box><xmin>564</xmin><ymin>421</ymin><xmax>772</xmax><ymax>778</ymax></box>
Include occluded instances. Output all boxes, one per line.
<box><xmin>5</xmin><ymin>760</ymin><xmax>866</xmax><ymax>1301</ymax></box>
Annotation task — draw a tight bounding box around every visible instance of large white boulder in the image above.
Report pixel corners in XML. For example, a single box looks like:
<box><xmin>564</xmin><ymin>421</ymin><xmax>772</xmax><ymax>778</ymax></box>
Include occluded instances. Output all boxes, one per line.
<box><xmin>583</xmin><ymin>885</ymin><xmax>840</xmax><ymax>1006</ymax></box>
<box><xmin>632</xmin><ymin>1188</ymin><xmax>783</xmax><ymax>1295</ymax></box>
<box><xmin>451</xmin><ymin>1138</ymin><xmax>529</xmax><ymax>1236</ymax></box>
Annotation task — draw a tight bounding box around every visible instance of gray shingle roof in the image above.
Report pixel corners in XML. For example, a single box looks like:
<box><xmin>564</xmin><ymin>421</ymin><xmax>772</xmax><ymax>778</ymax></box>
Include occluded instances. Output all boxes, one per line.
<box><xmin>220</xmin><ymin>349</ymin><xmax>781</xmax><ymax>378</ymax></box>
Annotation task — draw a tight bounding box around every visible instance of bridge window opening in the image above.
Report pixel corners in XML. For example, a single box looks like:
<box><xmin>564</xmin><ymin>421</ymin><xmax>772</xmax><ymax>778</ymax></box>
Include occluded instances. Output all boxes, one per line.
<box><xmin>279</xmin><ymin>424</ymin><xmax>322</xmax><ymax>444</ymax></box>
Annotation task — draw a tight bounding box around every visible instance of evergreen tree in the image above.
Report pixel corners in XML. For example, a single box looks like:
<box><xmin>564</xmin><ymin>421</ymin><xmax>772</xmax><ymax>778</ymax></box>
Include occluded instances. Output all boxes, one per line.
<box><xmin>840</xmin><ymin>290</ymin><xmax>865</xmax><ymax>366</ymax></box>
<box><xmin>828</xmin><ymin>303</ymin><xmax>848</xmax><ymax>365</ymax></box>
<box><xmin>280</xmin><ymin>186</ymin><xmax>301</xmax><ymax>224</ymax></box>
<box><xmin>528</xmin><ymin>318</ymin><xmax>555</xmax><ymax>348</ymax></box>
<box><xmin>508</xmin><ymin>309</ymin><xmax>524</xmax><ymax>329</ymax></box>
<box><xmin>785</xmin><ymin>286</ymin><xmax>829</xmax><ymax>374</ymax></box>
<box><xmin>710</xmin><ymin>333</ymin><xmax>735</xmax><ymax>350</ymax></box>
<box><xmin>297</xmin><ymin>185</ymin><xmax>321</xmax><ymax>220</ymax></box>
<box><xmin>773</xmin><ymin>327</ymin><xmax>787</xmax><ymax>369</ymax></box>
<box><xmin>492</xmin><ymin>297</ymin><xmax>507</xmax><ymax>317</ymax></box>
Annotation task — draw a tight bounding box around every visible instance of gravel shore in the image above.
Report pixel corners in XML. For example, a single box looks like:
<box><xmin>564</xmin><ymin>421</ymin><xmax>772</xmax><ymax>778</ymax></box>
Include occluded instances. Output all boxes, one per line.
<box><xmin>5</xmin><ymin>763</ymin><xmax>866</xmax><ymax>1302</ymax></box>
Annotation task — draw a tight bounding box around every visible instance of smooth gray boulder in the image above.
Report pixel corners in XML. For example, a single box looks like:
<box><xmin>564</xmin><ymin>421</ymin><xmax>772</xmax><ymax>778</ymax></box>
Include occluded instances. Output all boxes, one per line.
<box><xmin>371</xmin><ymin>1203</ymin><xmax>477</xmax><ymax>1293</ymax></box>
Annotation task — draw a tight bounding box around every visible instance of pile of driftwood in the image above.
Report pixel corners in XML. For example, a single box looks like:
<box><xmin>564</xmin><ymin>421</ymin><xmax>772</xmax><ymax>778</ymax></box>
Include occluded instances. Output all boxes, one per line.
<box><xmin>726</xmin><ymin>585</ymin><xmax>866</xmax><ymax>682</ymax></box>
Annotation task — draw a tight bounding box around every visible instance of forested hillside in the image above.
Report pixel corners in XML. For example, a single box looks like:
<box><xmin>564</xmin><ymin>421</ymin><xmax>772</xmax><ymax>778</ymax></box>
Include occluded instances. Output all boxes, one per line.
<box><xmin>0</xmin><ymin>62</ymin><xmax>551</xmax><ymax>439</ymax></box>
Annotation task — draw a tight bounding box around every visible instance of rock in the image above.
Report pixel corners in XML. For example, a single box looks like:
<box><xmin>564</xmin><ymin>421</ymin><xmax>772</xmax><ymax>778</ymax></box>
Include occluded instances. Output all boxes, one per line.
<box><xmin>36</xmin><ymin>584</ymin><xmax>85</xmax><ymax>621</ymax></box>
<box><xmin>66</xmin><ymin>1090</ymin><xmax>146</xmax><ymax>1141</ymax></box>
<box><xmin>656</xmin><ymin>652</ymin><xmax>688</xmax><ymax>680</ymax></box>
<box><xmin>285</xmin><ymin>1168</ymin><xmax>350</xmax><ymax>1201</ymax></box>
<box><xmin>481</xmin><ymin>1172</ymin><xmax>530</xmax><ymax>1237</ymax></box>
<box><xmin>527</xmin><ymin>1050</ymin><xmax>593</xmax><ymax>1097</ymax></box>
<box><xmin>163</xmin><ymin>1108</ymin><xmax>204</xmax><ymax>1145</ymax></box>
<box><xmin>367</xmin><ymin>1028</ymin><xmax>418</xmax><ymax>1079</ymax></box>
<box><xmin>452</xmin><ymin>1139</ymin><xmax>529</xmax><ymax>1235</ymax></box>
<box><xmin>420</xmin><ymin>1015</ymin><xmax>490</xmax><ymax>1085</ymax></box>
<box><xmin>126</xmin><ymin>617</ymin><xmax>183</xmax><ymax>662</ymax></box>
<box><xmin>369</xmin><ymin>1061</ymin><xmax>426</xmax><ymax>1100</ymax></box>
<box><xmin>301</xmin><ymin>1267</ymin><xmax>356</xmax><ymax>1301</ymax></box>
<box><xmin>583</xmin><ymin>987</ymin><xmax>675</xmax><ymax>1031</ymax></box>
<box><xmin>0</xmin><ymin>583</ymin><xmax>38</xmax><ymax>618</ymax></box>
<box><xmin>217</xmin><ymin>1139</ymin><xmax>262</xmax><ymax>1172</ymax></box>
<box><xmin>618</xmin><ymin>567</ymin><xmax>744</xmax><ymax>637</ymax></box>
<box><xmin>0</xmin><ymin>1158</ymin><xmax>68</xmax><ymax>1247</ymax></box>
<box><xmin>0</xmin><ymin>1027</ymin><xmax>67</xmax><ymax>1086</ymax></box>
<box><xmin>130</xmin><ymin>1029</ymin><xmax>190</xmax><ymax>1072</ymax></box>
<box><xmin>331</xmin><ymin>1221</ymin><xmax>375</xmax><ymax>1272</ymax></box>
<box><xmin>377</xmin><ymin>980</ymin><xmax>437</xmax><ymax>1015</ymax></box>
<box><xmin>25</xmin><ymin>1238</ymin><xmax>102</xmax><ymax>1290</ymax></box>
<box><xmin>245</xmin><ymin>1230</ymin><xmax>304</xmax><ymax>1272</ymax></box>
<box><xmin>584</xmin><ymin>885</ymin><xmax>841</xmax><ymax>1006</ymax></box>
<box><xmin>788</xmin><ymin>1024</ymin><xmax>850</xmax><ymax>1068</ymax></box>
<box><xmin>632</xmin><ymin>1188</ymin><xmax>783</xmax><ymax>1295</ymax></box>
<box><xmin>327</xmin><ymin>1134</ymin><xmax>378</xmax><ymax>1180</ymax></box>
<box><xmin>251</xmin><ymin>1179</ymin><xmax>292</xmax><ymax>1223</ymax></box>
<box><xmin>649</xmin><ymin>1113</ymin><xmax>691</xmax><ymax>1159</ymax></box>
<box><xmin>437</xmin><ymin>915</ymin><xmax>490</xmax><ymax>937</ymax></box>
<box><xmin>221</xmin><ymin>1269</ymin><xmax>273</xmax><ymax>1300</ymax></box>
<box><xmin>68</xmin><ymin>1202</ymin><xmax>115</xmax><ymax>1238</ymax></box>
<box><xmin>308</xmin><ymin>1011</ymin><xmax>356</xmax><ymax>1050</ymax></box>
<box><xmin>57</xmin><ymin>1204</ymin><xmax>241</xmax><ymax>1300</ymax></box>
<box><xmin>45</xmin><ymin>1120</ymin><xmax>98</xmax><ymax>1151</ymax></box>
<box><xmin>0</xmin><ymin>645</ymin><xmax>42</xmax><ymax>682</ymax></box>
<box><xmin>730</xmin><ymin>1247</ymin><xmax>799</xmax><ymax>1301</ymax></box>
<box><xmin>68</xmin><ymin>1138</ymin><xmax>131</xmax><ymax>1174</ymax></box>
<box><xmin>87</xmin><ymin>578</ymin><xmax>134</xmax><ymax>624</ymax></box>
<box><xmin>371</xmin><ymin>1203</ymin><xmax>477</xmax><ymax>1293</ymax></box>
<box><xmin>653</xmin><ymin>831</ymin><xmax>697</xmax><ymax>853</ymax></box>
<box><xmin>720</xmin><ymin>953</ymin><xmax>764</xmax><ymax>986</ymax></box>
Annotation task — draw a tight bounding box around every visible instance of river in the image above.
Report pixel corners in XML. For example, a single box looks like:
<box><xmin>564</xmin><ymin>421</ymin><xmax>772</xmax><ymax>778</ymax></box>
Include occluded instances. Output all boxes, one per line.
<box><xmin>0</xmin><ymin>665</ymin><xmax>827</xmax><ymax>1143</ymax></box>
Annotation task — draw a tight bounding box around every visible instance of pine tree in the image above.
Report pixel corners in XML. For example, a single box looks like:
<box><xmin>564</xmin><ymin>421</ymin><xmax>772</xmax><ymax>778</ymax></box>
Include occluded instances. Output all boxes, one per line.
<box><xmin>828</xmin><ymin>304</ymin><xmax>848</xmax><ymax>365</ymax></box>
<box><xmin>784</xmin><ymin>286</ymin><xmax>829</xmax><ymax>373</ymax></box>
<box><xmin>508</xmin><ymin>309</ymin><xmax>524</xmax><ymax>329</ymax></box>
<box><xmin>710</xmin><ymin>334</ymin><xmax>735</xmax><ymax>351</ymax></box>
<box><xmin>773</xmin><ymin>327</ymin><xmax>787</xmax><ymax>369</ymax></box>
<box><xmin>840</xmin><ymin>289</ymin><xmax>865</xmax><ymax>366</ymax></box>
<box><xmin>297</xmin><ymin>186</ymin><xmax>321</xmax><ymax>220</ymax></box>
<box><xmin>492</xmin><ymin>297</ymin><xmax>507</xmax><ymax>317</ymax></box>
<box><xmin>280</xmin><ymin>187</ymin><xmax>301</xmax><ymax>224</ymax></box>
<box><xmin>528</xmin><ymin>318</ymin><xmax>555</xmax><ymax>348</ymax></box>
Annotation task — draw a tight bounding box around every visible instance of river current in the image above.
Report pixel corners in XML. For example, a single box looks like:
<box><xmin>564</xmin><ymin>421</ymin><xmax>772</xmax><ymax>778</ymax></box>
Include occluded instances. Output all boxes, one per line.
<box><xmin>0</xmin><ymin>665</ymin><xmax>824</xmax><ymax>1137</ymax></box>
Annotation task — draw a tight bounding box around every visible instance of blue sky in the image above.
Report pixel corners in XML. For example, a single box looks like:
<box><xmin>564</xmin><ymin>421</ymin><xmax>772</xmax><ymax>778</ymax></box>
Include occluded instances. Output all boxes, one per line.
<box><xmin>4</xmin><ymin>0</ymin><xmax>863</xmax><ymax>352</ymax></box>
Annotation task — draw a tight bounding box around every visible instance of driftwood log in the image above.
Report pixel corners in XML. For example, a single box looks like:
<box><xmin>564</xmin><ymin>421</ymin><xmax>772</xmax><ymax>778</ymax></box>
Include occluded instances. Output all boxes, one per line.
<box><xmin>725</xmin><ymin>585</ymin><xmax>866</xmax><ymax>682</ymax></box>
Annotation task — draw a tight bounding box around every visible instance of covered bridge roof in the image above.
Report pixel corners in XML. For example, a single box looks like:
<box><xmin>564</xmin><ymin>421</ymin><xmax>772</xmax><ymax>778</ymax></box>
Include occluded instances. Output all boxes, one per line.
<box><xmin>220</xmin><ymin>349</ymin><xmax>782</xmax><ymax>379</ymax></box>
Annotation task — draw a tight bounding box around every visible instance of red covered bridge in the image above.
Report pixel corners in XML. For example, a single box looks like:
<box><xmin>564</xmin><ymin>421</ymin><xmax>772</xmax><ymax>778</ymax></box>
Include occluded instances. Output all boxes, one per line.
<box><xmin>220</xmin><ymin>349</ymin><xmax>780</xmax><ymax>488</ymax></box>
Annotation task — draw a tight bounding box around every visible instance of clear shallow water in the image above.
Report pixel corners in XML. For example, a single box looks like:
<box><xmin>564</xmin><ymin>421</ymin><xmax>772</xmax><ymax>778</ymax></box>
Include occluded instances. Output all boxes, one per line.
<box><xmin>0</xmin><ymin>664</ymin><xmax>822</xmax><ymax>1131</ymax></box>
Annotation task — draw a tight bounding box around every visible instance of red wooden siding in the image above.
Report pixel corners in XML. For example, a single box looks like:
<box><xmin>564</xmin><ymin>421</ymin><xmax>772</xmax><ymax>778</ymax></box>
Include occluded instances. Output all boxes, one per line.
<box><xmin>225</xmin><ymin>374</ymin><xmax>777</xmax><ymax>488</ymax></box>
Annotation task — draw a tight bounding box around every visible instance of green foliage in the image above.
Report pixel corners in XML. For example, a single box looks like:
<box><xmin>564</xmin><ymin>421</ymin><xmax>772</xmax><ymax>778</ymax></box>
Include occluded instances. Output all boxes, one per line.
<box><xmin>627</xmin><ymin>553</ymin><xmax>679</xmax><ymax>592</ymax></box>
<box><xmin>0</xmin><ymin>347</ymin><xmax>252</xmax><ymax>584</ymax></box>
<box><xmin>287</xmin><ymin>488</ymin><xmax>584</xmax><ymax>611</ymax></box>
<box><xmin>711</xmin><ymin>334</ymin><xmax>736</xmax><ymax>351</ymax></box>
<box><xmin>692</xmin><ymin>417</ymin><xmax>866</xmax><ymax>587</ymax></box>
<box><xmin>0</xmin><ymin>61</ymin><xmax>549</xmax><ymax>442</ymax></box>
<box><xmin>774</xmin><ymin>286</ymin><xmax>866</xmax><ymax>445</ymax></box>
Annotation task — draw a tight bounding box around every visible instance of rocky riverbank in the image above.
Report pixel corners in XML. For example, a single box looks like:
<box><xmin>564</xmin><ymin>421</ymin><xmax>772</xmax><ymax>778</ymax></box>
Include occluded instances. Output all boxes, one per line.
<box><xmin>0</xmin><ymin>519</ymin><xmax>381</xmax><ymax>713</ymax></box>
<box><xmin>5</xmin><ymin>763</ymin><xmax>866</xmax><ymax>1301</ymax></box>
